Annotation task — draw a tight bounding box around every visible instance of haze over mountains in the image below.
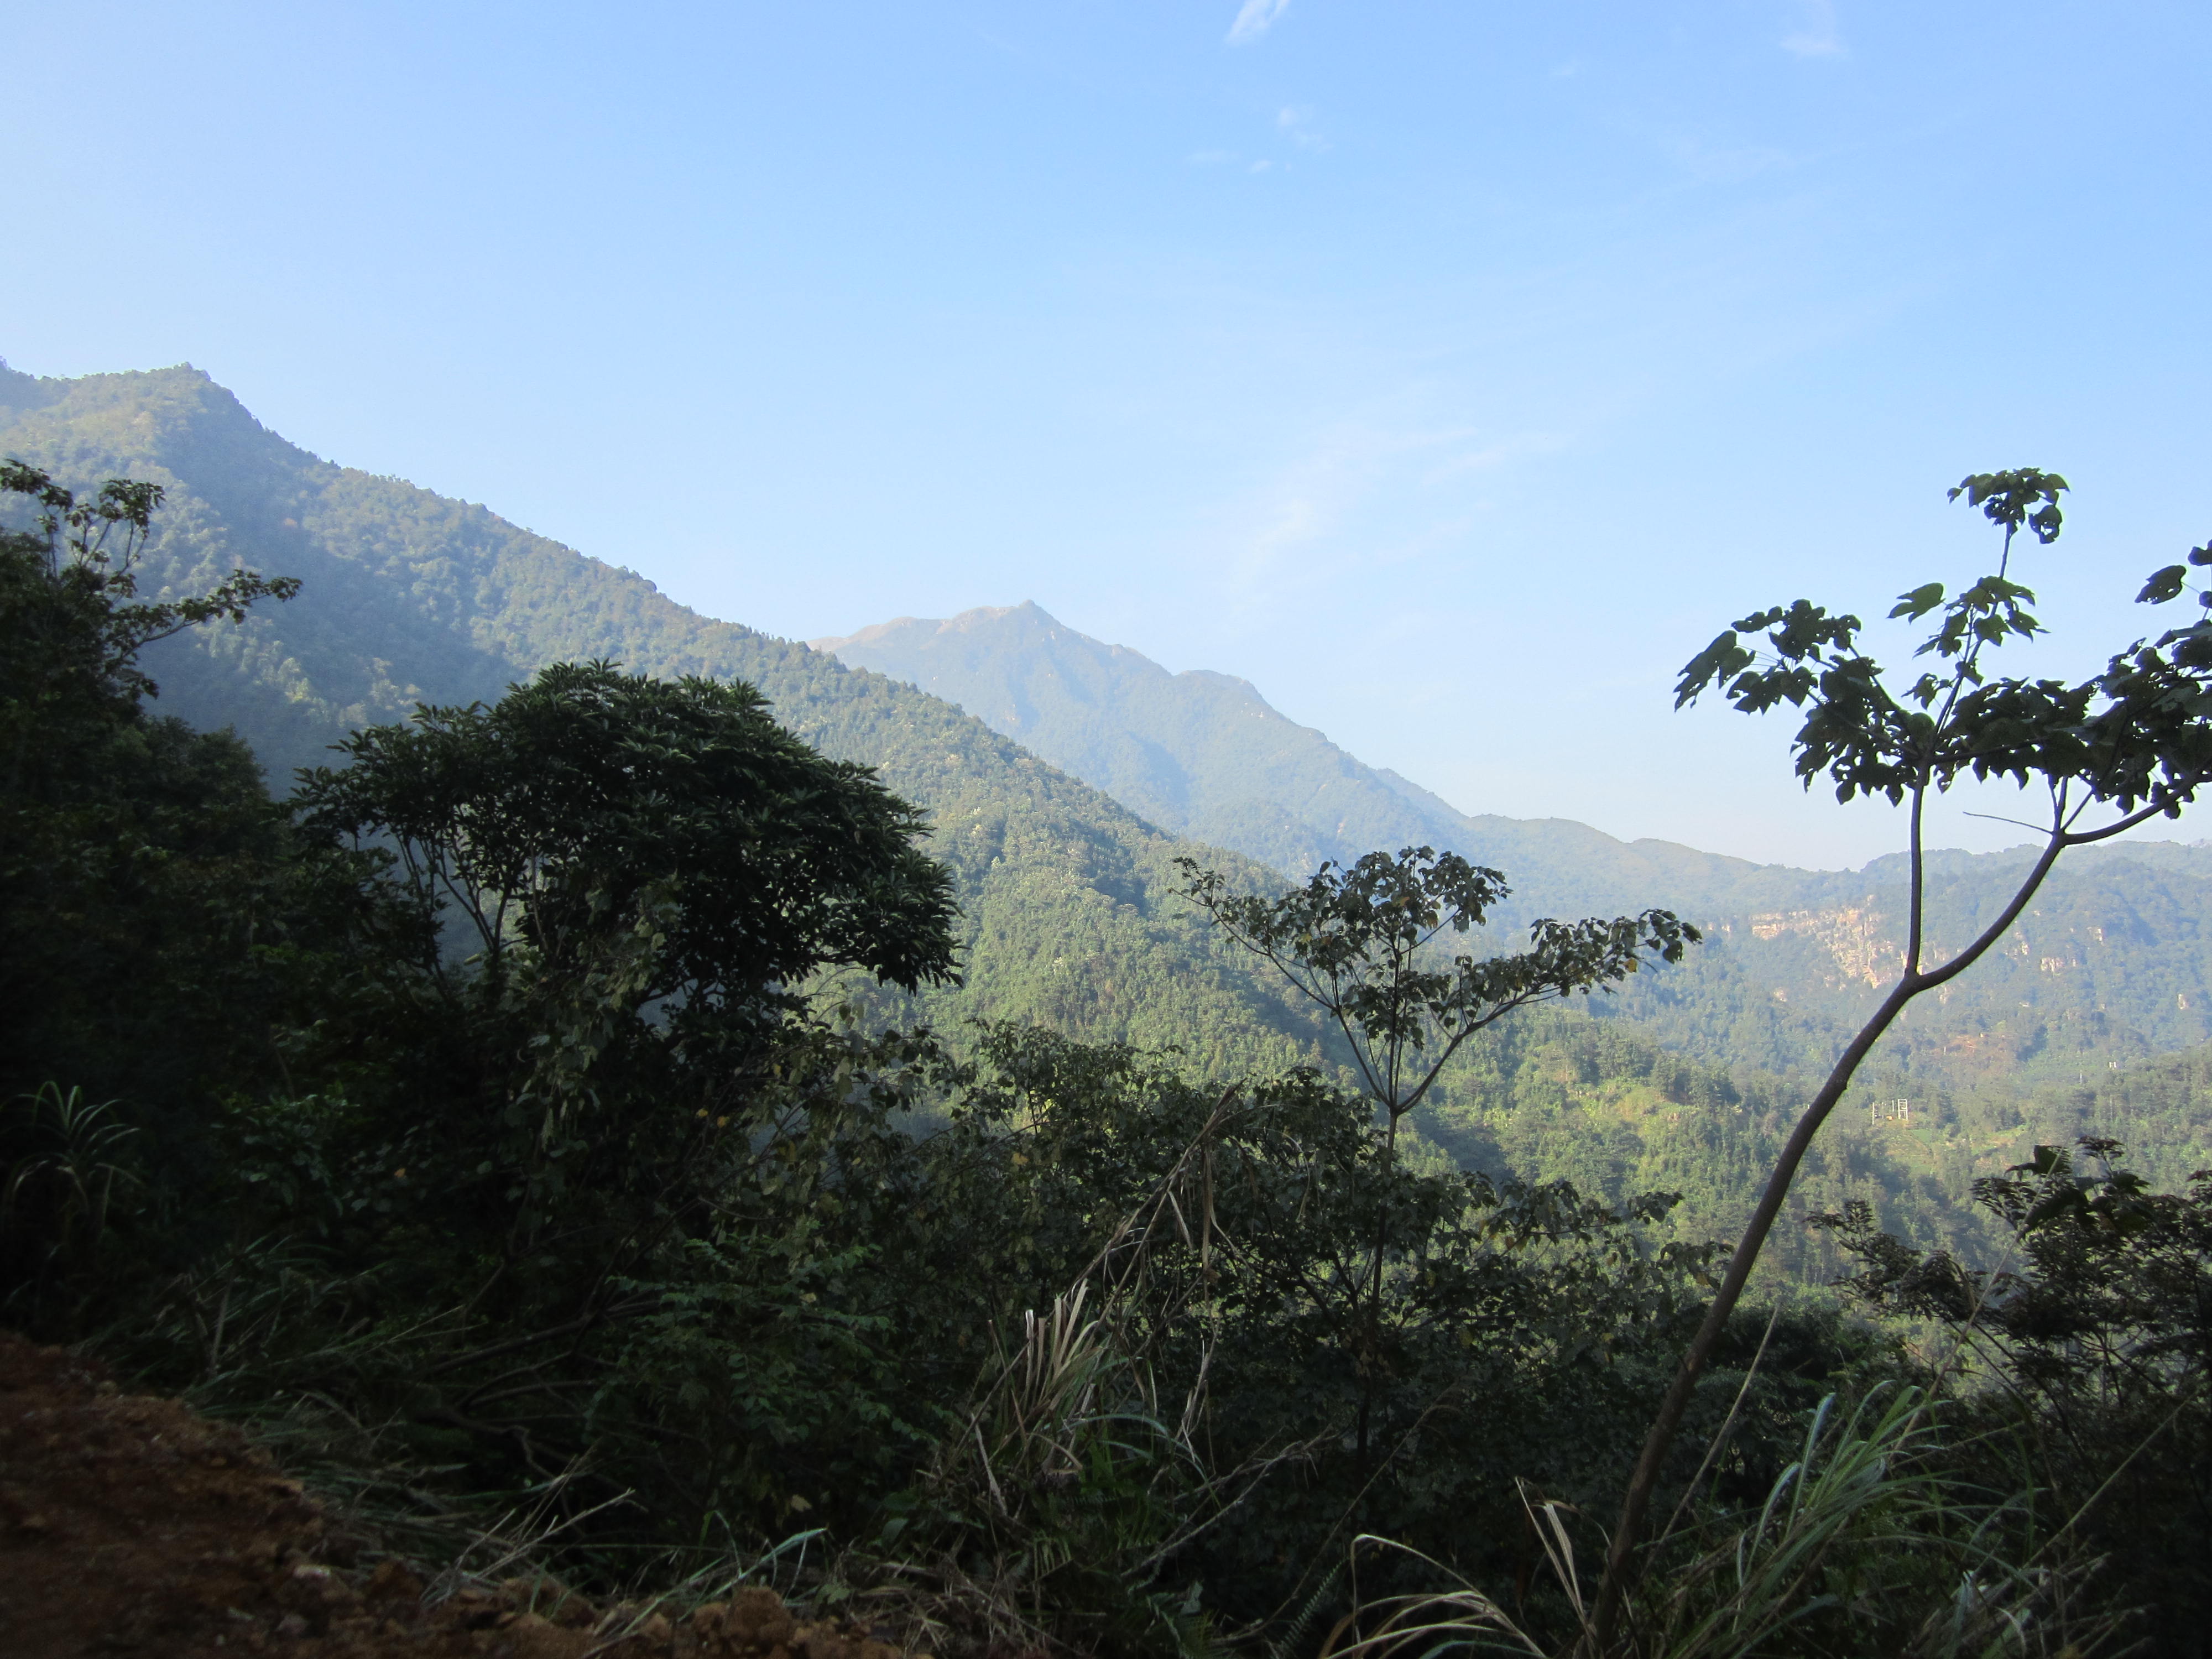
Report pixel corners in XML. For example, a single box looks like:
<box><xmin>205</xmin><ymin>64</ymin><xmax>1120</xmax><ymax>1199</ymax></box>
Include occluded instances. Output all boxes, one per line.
<box><xmin>816</xmin><ymin>602</ymin><xmax>2212</xmax><ymax>1067</ymax></box>
<box><xmin>7</xmin><ymin>361</ymin><xmax>2212</xmax><ymax>1126</ymax></box>
<box><xmin>816</xmin><ymin>601</ymin><xmax>1793</xmax><ymax>917</ymax></box>
<box><xmin>817</xmin><ymin>601</ymin><xmax>1502</xmax><ymax>881</ymax></box>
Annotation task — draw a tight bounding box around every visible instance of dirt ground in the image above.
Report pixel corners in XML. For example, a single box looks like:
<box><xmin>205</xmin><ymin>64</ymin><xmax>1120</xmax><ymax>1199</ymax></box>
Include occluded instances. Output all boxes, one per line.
<box><xmin>0</xmin><ymin>1332</ymin><xmax>906</xmax><ymax>1659</ymax></box>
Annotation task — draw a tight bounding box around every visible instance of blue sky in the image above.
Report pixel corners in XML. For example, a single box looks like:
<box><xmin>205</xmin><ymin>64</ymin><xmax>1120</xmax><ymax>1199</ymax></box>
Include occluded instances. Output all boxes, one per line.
<box><xmin>6</xmin><ymin>1</ymin><xmax>2209</xmax><ymax>867</ymax></box>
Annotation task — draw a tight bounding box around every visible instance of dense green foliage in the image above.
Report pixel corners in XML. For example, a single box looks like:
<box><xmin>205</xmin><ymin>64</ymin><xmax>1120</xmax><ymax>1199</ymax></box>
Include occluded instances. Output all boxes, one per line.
<box><xmin>4</xmin><ymin>453</ymin><xmax>2206</xmax><ymax>1657</ymax></box>
<box><xmin>1817</xmin><ymin>1141</ymin><xmax>2212</xmax><ymax>1657</ymax></box>
<box><xmin>0</xmin><ymin>458</ymin><xmax>328</xmax><ymax>1219</ymax></box>
<box><xmin>0</xmin><ymin>462</ymin><xmax>1763</xmax><ymax>1646</ymax></box>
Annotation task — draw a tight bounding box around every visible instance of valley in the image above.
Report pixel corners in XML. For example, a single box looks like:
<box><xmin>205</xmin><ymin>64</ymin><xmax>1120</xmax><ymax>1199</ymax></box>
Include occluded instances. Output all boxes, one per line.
<box><xmin>6</xmin><ymin>361</ymin><xmax>2209</xmax><ymax>1257</ymax></box>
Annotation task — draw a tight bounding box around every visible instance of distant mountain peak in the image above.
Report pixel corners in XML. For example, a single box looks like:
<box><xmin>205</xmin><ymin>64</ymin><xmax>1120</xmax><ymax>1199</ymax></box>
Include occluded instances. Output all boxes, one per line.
<box><xmin>810</xmin><ymin>600</ymin><xmax>1060</xmax><ymax>655</ymax></box>
<box><xmin>811</xmin><ymin>603</ymin><xmax>2212</xmax><ymax>925</ymax></box>
<box><xmin>816</xmin><ymin>602</ymin><xmax>1506</xmax><ymax>881</ymax></box>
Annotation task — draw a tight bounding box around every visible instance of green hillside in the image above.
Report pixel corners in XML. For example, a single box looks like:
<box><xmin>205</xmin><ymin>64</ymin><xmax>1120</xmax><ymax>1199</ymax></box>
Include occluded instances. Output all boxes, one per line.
<box><xmin>1418</xmin><ymin>1004</ymin><xmax>2212</xmax><ymax>1284</ymax></box>
<box><xmin>2002</xmin><ymin>1037</ymin><xmax>2212</xmax><ymax>1190</ymax></box>
<box><xmin>0</xmin><ymin>363</ymin><xmax>1326</xmax><ymax>1076</ymax></box>
<box><xmin>818</xmin><ymin>596</ymin><xmax>2212</xmax><ymax>1101</ymax></box>
<box><xmin>8</xmin><ymin>360</ymin><xmax>2211</xmax><ymax>1204</ymax></box>
<box><xmin>1598</xmin><ymin>842</ymin><xmax>2212</xmax><ymax>1096</ymax></box>
<box><xmin>815</xmin><ymin>599</ymin><xmax>1794</xmax><ymax>915</ymax></box>
<box><xmin>816</xmin><ymin>600</ymin><xmax>1489</xmax><ymax>875</ymax></box>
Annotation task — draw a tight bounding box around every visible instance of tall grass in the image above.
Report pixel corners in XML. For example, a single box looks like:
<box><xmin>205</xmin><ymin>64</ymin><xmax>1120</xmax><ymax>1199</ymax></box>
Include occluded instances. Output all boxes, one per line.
<box><xmin>1</xmin><ymin>1083</ymin><xmax>141</xmax><ymax>1329</ymax></box>
<box><xmin>846</xmin><ymin>1091</ymin><xmax>1300</xmax><ymax>1657</ymax></box>
<box><xmin>1314</xmin><ymin>1383</ymin><xmax>2127</xmax><ymax>1659</ymax></box>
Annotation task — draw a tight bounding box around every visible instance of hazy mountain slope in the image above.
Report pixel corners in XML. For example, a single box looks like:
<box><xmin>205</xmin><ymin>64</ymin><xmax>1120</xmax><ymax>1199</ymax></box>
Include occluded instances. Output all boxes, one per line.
<box><xmin>1600</xmin><ymin>844</ymin><xmax>2212</xmax><ymax>1078</ymax></box>
<box><xmin>812</xmin><ymin>602</ymin><xmax>1758</xmax><ymax>912</ymax></box>
<box><xmin>816</xmin><ymin>602</ymin><xmax>1482</xmax><ymax>877</ymax></box>
<box><xmin>0</xmin><ymin>363</ymin><xmax>1328</xmax><ymax>1074</ymax></box>
<box><xmin>818</xmin><ymin>602</ymin><xmax>2212</xmax><ymax>1089</ymax></box>
<box><xmin>811</xmin><ymin>604</ymin><xmax>1848</xmax><ymax>917</ymax></box>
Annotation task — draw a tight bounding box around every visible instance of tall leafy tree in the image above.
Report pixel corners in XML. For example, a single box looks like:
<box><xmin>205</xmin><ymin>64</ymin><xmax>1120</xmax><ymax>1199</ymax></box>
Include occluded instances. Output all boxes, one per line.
<box><xmin>0</xmin><ymin>460</ymin><xmax>302</xmax><ymax>1123</ymax></box>
<box><xmin>1179</xmin><ymin>847</ymin><xmax>1698</xmax><ymax>1465</ymax></box>
<box><xmin>296</xmin><ymin>662</ymin><xmax>959</xmax><ymax>1021</ymax></box>
<box><xmin>1594</xmin><ymin>470</ymin><xmax>2212</xmax><ymax>1651</ymax></box>
<box><xmin>291</xmin><ymin>661</ymin><xmax>962</xmax><ymax>1248</ymax></box>
<box><xmin>139</xmin><ymin>667</ymin><xmax>969</xmax><ymax>1526</ymax></box>
<box><xmin>1177</xmin><ymin>848</ymin><xmax>1697</xmax><ymax>1159</ymax></box>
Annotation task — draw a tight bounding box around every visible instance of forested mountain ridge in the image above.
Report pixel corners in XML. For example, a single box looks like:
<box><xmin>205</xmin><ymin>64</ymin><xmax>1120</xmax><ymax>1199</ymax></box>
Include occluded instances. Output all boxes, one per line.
<box><xmin>815</xmin><ymin>600</ymin><xmax>1793</xmax><ymax>915</ymax></box>
<box><xmin>816</xmin><ymin>600</ymin><xmax>1490</xmax><ymax>877</ymax></box>
<box><xmin>0</xmin><ymin>362</ymin><xmax>1329</xmax><ymax>1076</ymax></box>
<box><xmin>820</xmin><ymin>597</ymin><xmax>2212</xmax><ymax>1094</ymax></box>
<box><xmin>8</xmin><ymin>360</ymin><xmax>2212</xmax><ymax>1140</ymax></box>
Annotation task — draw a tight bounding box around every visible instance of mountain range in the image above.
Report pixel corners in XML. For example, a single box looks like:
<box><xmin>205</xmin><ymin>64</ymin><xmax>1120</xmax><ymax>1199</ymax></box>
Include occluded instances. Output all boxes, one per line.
<box><xmin>0</xmin><ymin>362</ymin><xmax>1338</xmax><ymax>1078</ymax></box>
<box><xmin>817</xmin><ymin>600</ymin><xmax>2212</xmax><ymax>1076</ymax></box>
<box><xmin>814</xmin><ymin>601</ymin><xmax>1794</xmax><ymax>920</ymax></box>
<box><xmin>5</xmin><ymin>360</ymin><xmax>2211</xmax><ymax>1236</ymax></box>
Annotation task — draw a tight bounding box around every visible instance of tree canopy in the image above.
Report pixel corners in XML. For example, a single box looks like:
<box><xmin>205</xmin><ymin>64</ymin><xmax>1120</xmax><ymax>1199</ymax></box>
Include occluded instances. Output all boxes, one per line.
<box><xmin>296</xmin><ymin>661</ymin><xmax>961</xmax><ymax>1020</ymax></box>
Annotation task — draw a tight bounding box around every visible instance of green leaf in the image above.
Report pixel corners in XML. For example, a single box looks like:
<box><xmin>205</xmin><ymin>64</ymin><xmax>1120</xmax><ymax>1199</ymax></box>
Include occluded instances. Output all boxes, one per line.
<box><xmin>2138</xmin><ymin>565</ymin><xmax>2188</xmax><ymax>604</ymax></box>
<box><xmin>1949</xmin><ymin>468</ymin><xmax>2069</xmax><ymax>540</ymax></box>
<box><xmin>1888</xmin><ymin>582</ymin><xmax>1945</xmax><ymax>620</ymax></box>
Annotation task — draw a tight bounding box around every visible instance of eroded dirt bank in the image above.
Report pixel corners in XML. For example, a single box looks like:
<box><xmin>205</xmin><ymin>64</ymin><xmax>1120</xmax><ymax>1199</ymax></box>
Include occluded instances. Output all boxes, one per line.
<box><xmin>0</xmin><ymin>1333</ymin><xmax>906</xmax><ymax>1659</ymax></box>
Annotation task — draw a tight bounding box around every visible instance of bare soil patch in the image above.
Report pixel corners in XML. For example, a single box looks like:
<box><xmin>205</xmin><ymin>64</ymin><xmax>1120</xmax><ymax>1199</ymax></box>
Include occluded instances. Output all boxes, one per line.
<box><xmin>0</xmin><ymin>1332</ymin><xmax>906</xmax><ymax>1659</ymax></box>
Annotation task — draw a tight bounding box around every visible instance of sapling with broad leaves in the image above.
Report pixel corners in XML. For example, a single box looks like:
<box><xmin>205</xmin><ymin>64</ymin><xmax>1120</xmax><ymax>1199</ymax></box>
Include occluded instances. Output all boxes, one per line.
<box><xmin>1590</xmin><ymin>469</ymin><xmax>2212</xmax><ymax>1655</ymax></box>
<box><xmin>1176</xmin><ymin>849</ymin><xmax>1698</xmax><ymax>1160</ymax></box>
<box><xmin>1177</xmin><ymin>846</ymin><xmax>1698</xmax><ymax>1465</ymax></box>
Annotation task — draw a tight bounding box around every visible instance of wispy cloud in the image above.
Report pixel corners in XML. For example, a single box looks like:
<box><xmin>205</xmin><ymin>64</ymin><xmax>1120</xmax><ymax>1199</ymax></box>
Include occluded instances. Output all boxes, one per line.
<box><xmin>1781</xmin><ymin>0</ymin><xmax>1844</xmax><ymax>58</ymax></box>
<box><xmin>1213</xmin><ymin>416</ymin><xmax>1556</xmax><ymax>624</ymax></box>
<box><xmin>1276</xmin><ymin>105</ymin><xmax>1329</xmax><ymax>152</ymax></box>
<box><xmin>1227</xmin><ymin>0</ymin><xmax>1290</xmax><ymax>46</ymax></box>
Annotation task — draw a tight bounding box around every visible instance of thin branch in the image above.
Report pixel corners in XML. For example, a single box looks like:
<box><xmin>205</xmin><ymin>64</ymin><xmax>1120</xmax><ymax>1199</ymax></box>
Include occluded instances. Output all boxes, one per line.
<box><xmin>1908</xmin><ymin>834</ymin><xmax>2067</xmax><ymax>995</ymax></box>
<box><xmin>1961</xmin><ymin>810</ymin><xmax>2062</xmax><ymax>836</ymax></box>
<box><xmin>1906</xmin><ymin>782</ymin><xmax>1928</xmax><ymax>974</ymax></box>
<box><xmin>2060</xmin><ymin>791</ymin><xmax>2192</xmax><ymax>847</ymax></box>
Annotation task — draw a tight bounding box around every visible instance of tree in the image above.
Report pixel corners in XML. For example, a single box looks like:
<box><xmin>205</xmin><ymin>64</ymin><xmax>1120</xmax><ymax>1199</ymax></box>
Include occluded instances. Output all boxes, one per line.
<box><xmin>1177</xmin><ymin>848</ymin><xmax>1698</xmax><ymax>1153</ymax></box>
<box><xmin>1813</xmin><ymin>1140</ymin><xmax>2212</xmax><ymax>1657</ymax></box>
<box><xmin>0</xmin><ymin>460</ymin><xmax>299</xmax><ymax>731</ymax></box>
<box><xmin>1178</xmin><ymin>847</ymin><xmax>1698</xmax><ymax>1465</ymax></box>
<box><xmin>296</xmin><ymin>661</ymin><xmax>959</xmax><ymax>1018</ymax></box>
<box><xmin>1593</xmin><ymin>469</ymin><xmax>2212</xmax><ymax>1652</ymax></box>
<box><xmin>124</xmin><ymin>665</ymin><xmax>971</xmax><ymax>1536</ymax></box>
<box><xmin>291</xmin><ymin>661</ymin><xmax>963</xmax><ymax>1243</ymax></box>
<box><xmin>0</xmin><ymin>460</ymin><xmax>305</xmax><ymax>1142</ymax></box>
